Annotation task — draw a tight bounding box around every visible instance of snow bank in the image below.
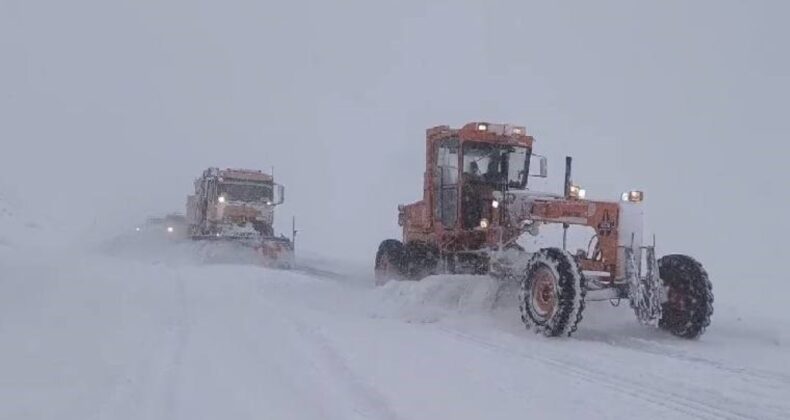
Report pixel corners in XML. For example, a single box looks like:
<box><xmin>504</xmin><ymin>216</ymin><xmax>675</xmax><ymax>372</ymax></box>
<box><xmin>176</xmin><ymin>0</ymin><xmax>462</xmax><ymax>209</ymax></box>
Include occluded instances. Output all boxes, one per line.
<box><xmin>0</xmin><ymin>191</ymin><xmax>22</xmax><ymax>248</ymax></box>
<box><xmin>0</xmin><ymin>187</ymin><xmax>77</xmax><ymax>263</ymax></box>
<box><xmin>0</xmin><ymin>190</ymin><xmax>43</xmax><ymax>258</ymax></box>
<box><xmin>370</xmin><ymin>275</ymin><xmax>503</xmax><ymax>323</ymax></box>
<box><xmin>366</xmin><ymin>270</ymin><xmax>789</xmax><ymax>359</ymax></box>
<box><xmin>99</xmin><ymin>233</ymin><xmax>264</xmax><ymax>266</ymax></box>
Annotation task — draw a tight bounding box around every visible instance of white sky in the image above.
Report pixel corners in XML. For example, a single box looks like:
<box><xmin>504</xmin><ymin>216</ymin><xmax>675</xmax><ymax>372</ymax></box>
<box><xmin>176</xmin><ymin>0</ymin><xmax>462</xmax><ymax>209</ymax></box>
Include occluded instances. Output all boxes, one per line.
<box><xmin>2</xmin><ymin>1</ymin><xmax>788</xmax><ymax>286</ymax></box>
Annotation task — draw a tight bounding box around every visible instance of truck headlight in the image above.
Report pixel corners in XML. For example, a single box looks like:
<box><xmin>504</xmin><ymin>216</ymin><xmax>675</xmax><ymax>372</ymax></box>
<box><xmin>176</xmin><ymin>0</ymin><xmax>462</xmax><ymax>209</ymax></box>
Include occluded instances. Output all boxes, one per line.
<box><xmin>218</xmin><ymin>196</ymin><xmax>226</xmax><ymax>203</ymax></box>
<box><xmin>167</xmin><ymin>226</ymin><xmax>174</xmax><ymax>233</ymax></box>
<box><xmin>477</xmin><ymin>123</ymin><xmax>488</xmax><ymax>131</ymax></box>
<box><xmin>621</xmin><ymin>190</ymin><xmax>644</xmax><ymax>203</ymax></box>
<box><xmin>569</xmin><ymin>184</ymin><xmax>586</xmax><ymax>199</ymax></box>
<box><xmin>492</xmin><ymin>200</ymin><xmax>500</xmax><ymax>209</ymax></box>
<box><xmin>480</xmin><ymin>218</ymin><xmax>489</xmax><ymax>229</ymax></box>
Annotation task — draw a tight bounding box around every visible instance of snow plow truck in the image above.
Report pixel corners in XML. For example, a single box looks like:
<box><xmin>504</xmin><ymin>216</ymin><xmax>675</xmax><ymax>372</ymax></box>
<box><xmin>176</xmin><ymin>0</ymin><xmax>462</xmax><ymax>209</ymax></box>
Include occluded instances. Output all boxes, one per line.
<box><xmin>375</xmin><ymin>122</ymin><xmax>713</xmax><ymax>338</ymax></box>
<box><xmin>187</xmin><ymin>167</ymin><xmax>294</xmax><ymax>268</ymax></box>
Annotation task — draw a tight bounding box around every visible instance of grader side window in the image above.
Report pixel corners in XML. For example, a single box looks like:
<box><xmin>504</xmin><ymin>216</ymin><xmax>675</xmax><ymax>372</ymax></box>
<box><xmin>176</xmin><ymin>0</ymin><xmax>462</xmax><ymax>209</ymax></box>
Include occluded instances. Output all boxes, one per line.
<box><xmin>436</xmin><ymin>139</ymin><xmax>459</xmax><ymax>228</ymax></box>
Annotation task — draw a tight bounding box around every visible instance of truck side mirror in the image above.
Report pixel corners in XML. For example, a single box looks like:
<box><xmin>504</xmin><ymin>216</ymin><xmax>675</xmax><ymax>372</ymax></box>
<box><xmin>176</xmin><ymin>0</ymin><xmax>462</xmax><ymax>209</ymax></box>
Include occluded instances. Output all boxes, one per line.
<box><xmin>539</xmin><ymin>156</ymin><xmax>548</xmax><ymax>177</ymax></box>
<box><xmin>530</xmin><ymin>155</ymin><xmax>548</xmax><ymax>178</ymax></box>
<box><xmin>272</xmin><ymin>184</ymin><xmax>285</xmax><ymax>205</ymax></box>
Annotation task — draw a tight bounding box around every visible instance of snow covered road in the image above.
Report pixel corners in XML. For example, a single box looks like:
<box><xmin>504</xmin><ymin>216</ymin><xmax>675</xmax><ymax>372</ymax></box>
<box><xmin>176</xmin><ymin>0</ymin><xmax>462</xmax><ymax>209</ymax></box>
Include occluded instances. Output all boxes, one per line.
<box><xmin>1</xmin><ymin>237</ymin><xmax>789</xmax><ymax>420</ymax></box>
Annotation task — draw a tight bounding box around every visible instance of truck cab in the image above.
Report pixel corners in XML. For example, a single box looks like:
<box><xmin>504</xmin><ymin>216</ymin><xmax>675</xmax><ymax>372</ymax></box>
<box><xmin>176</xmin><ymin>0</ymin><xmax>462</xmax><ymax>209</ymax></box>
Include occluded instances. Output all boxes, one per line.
<box><xmin>187</xmin><ymin>168</ymin><xmax>284</xmax><ymax>238</ymax></box>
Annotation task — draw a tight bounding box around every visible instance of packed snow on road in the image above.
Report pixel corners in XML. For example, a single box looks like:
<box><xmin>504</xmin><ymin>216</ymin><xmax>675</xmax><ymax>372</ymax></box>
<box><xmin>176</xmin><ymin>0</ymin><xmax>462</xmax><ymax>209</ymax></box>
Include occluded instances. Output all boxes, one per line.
<box><xmin>1</xmin><ymin>195</ymin><xmax>789</xmax><ymax>420</ymax></box>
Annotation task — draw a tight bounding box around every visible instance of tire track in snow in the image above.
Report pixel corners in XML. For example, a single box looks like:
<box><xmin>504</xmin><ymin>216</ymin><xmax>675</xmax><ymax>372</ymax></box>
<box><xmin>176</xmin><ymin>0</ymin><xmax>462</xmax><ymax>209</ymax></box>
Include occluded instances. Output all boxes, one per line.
<box><xmin>256</xmin><ymin>281</ymin><xmax>401</xmax><ymax>420</ymax></box>
<box><xmin>289</xmin><ymin>318</ymin><xmax>401</xmax><ymax>420</ymax></box>
<box><xmin>436</xmin><ymin>326</ymin><xmax>778</xmax><ymax>420</ymax></box>
<box><xmin>161</xmin><ymin>268</ymin><xmax>190</xmax><ymax>418</ymax></box>
<box><xmin>598</xmin><ymin>334</ymin><xmax>790</xmax><ymax>387</ymax></box>
<box><xmin>92</xmin><ymin>266</ymin><xmax>190</xmax><ymax>420</ymax></box>
<box><xmin>92</xmin><ymin>322</ymin><xmax>163</xmax><ymax>420</ymax></box>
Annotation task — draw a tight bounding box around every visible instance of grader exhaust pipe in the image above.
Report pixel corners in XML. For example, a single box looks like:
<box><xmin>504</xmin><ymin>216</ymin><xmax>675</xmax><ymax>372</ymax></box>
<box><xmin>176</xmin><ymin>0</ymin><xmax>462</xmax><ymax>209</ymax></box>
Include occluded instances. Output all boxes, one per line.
<box><xmin>562</xmin><ymin>156</ymin><xmax>572</xmax><ymax>250</ymax></box>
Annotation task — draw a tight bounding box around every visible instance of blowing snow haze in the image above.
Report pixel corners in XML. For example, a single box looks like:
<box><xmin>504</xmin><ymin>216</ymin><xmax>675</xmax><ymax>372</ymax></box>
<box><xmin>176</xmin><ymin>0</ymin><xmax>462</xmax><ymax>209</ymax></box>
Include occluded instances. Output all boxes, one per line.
<box><xmin>3</xmin><ymin>2</ymin><xmax>790</xmax><ymax>420</ymax></box>
<box><xmin>2</xmin><ymin>2</ymin><xmax>789</xmax><ymax>282</ymax></box>
<box><xmin>0</xmin><ymin>0</ymin><xmax>790</xmax><ymax>281</ymax></box>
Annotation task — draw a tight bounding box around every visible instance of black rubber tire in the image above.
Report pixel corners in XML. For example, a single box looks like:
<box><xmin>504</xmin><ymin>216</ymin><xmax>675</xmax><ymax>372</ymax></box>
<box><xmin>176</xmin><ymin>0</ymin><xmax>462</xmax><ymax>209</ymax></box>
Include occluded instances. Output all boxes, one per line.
<box><xmin>658</xmin><ymin>254</ymin><xmax>713</xmax><ymax>339</ymax></box>
<box><xmin>375</xmin><ymin>239</ymin><xmax>406</xmax><ymax>286</ymax></box>
<box><xmin>519</xmin><ymin>248</ymin><xmax>586</xmax><ymax>337</ymax></box>
<box><xmin>402</xmin><ymin>241</ymin><xmax>439</xmax><ymax>280</ymax></box>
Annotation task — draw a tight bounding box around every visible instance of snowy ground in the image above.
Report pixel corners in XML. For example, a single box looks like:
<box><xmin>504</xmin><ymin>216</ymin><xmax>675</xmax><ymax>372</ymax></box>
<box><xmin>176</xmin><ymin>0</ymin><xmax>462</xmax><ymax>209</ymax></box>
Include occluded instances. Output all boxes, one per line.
<box><xmin>1</xmin><ymin>203</ymin><xmax>789</xmax><ymax>419</ymax></box>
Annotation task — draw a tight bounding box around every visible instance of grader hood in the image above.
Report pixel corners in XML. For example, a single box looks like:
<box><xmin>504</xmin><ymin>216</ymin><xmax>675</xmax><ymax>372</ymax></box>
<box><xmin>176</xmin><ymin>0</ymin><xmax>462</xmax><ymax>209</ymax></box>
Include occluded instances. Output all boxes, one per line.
<box><xmin>504</xmin><ymin>191</ymin><xmax>643</xmax><ymax>279</ymax></box>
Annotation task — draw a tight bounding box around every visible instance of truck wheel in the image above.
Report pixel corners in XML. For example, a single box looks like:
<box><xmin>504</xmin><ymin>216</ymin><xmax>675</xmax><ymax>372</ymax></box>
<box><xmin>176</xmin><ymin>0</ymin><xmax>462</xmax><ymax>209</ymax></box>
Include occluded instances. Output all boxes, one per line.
<box><xmin>519</xmin><ymin>248</ymin><xmax>586</xmax><ymax>337</ymax></box>
<box><xmin>658</xmin><ymin>254</ymin><xmax>713</xmax><ymax>339</ymax></box>
<box><xmin>375</xmin><ymin>239</ymin><xmax>406</xmax><ymax>286</ymax></box>
<box><xmin>402</xmin><ymin>241</ymin><xmax>438</xmax><ymax>280</ymax></box>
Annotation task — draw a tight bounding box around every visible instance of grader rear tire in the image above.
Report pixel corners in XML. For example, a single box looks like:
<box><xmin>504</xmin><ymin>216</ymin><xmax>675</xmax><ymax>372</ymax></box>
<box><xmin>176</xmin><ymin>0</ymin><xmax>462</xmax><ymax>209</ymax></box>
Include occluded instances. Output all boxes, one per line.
<box><xmin>658</xmin><ymin>254</ymin><xmax>713</xmax><ymax>339</ymax></box>
<box><xmin>375</xmin><ymin>239</ymin><xmax>406</xmax><ymax>286</ymax></box>
<box><xmin>519</xmin><ymin>248</ymin><xmax>586</xmax><ymax>337</ymax></box>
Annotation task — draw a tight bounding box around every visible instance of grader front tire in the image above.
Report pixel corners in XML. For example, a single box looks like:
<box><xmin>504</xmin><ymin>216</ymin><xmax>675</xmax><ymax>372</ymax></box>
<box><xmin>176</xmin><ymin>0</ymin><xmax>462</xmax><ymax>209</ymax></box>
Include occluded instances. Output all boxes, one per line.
<box><xmin>658</xmin><ymin>254</ymin><xmax>713</xmax><ymax>339</ymax></box>
<box><xmin>519</xmin><ymin>248</ymin><xmax>586</xmax><ymax>337</ymax></box>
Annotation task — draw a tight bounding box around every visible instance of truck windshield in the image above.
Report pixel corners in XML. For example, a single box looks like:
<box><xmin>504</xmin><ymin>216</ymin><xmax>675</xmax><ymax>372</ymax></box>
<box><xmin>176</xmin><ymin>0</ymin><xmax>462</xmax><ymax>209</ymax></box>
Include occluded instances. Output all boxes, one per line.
<box><xmin>462</xmin><ymin>142</ymin><xmax>529</xmax><ymax>189</ymax></box>
<box><xmin>220</xmin><ymin>182</ymin><xmax>273</xmax><ymax>203</ymax></box>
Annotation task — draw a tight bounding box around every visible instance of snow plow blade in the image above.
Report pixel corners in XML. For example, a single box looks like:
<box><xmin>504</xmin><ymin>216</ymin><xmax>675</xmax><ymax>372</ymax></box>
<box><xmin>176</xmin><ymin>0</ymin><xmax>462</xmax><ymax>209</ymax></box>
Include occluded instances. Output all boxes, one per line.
<box><xmin>192</xmin><ymin>234</ymin><xmax>293</xmax><ymax>269</ymax></box>
<box><xmin>259</xmin><ymin>236</ymin><xmax>294</xmax><ymax>269</ymax></box>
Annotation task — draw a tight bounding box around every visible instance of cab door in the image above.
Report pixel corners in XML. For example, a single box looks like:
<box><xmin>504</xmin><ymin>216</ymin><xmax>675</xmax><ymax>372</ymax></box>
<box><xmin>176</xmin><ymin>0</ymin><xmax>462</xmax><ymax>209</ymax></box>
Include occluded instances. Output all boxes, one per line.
<box><xmin>434</xmin><ymin>138</ymin><xmax>460</xmax><ymax>229</ymax></box>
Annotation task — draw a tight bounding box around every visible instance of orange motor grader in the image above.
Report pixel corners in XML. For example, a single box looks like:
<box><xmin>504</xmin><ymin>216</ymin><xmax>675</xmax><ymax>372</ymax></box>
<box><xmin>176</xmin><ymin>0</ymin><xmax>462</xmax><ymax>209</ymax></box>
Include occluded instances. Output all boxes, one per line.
<box><xmin>375</xmin><ymin>122</ymin><xmax>713</xmax><ymax>338</ymax></box>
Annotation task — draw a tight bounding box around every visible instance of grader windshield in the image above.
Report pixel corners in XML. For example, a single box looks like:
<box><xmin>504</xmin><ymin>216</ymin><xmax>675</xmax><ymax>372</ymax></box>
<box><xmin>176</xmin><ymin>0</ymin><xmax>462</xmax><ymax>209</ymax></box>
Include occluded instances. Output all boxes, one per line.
<box><xmin>462</xmin><ymin>142</ymin><xmax>529</xmax><ymax>189</ymax></box>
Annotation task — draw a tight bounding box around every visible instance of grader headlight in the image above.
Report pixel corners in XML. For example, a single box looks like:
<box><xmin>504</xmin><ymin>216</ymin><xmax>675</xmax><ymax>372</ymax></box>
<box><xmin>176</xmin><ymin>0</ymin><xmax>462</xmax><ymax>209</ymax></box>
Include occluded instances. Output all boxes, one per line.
<box><xmin>569</xmin><ymin>184</ymin><xmax>586</xmax><ymax>200</ymax></box>
<box><xmin>621</xmin><ymin>190</ymin><xmax>644</xmax><ymax>203</ymax></box>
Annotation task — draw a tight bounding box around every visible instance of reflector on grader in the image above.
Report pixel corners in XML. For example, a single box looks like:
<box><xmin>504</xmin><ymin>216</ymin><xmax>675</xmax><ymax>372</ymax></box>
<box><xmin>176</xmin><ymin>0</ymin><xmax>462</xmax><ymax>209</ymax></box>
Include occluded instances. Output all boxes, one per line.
<box><xmin>375</xmin><ymin>122</ymin><xmax>713</xmax><ymax>338</ymax></box>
